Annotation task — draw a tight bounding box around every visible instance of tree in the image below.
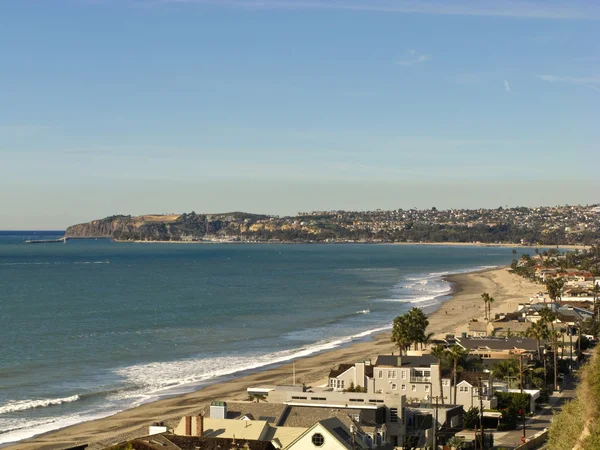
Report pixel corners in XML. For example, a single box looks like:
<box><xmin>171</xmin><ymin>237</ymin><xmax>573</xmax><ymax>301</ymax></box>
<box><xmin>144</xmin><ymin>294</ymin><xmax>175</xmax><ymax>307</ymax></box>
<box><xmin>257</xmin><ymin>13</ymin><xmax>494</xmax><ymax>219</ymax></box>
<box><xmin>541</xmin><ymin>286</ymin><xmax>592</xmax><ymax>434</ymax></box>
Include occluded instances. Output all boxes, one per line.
<box><xmin>447</xmin><ymin>435</ymin><xmax>465</xmax><ymax>449</ymax></box>
<box><xmin>431</xmin><ymin>345</ymin><xmax>447</xmax><ymax>405</ymax></box>
<box><xmin>540</xmin><ymin>307</ymin><xmax>559</xmax><ymax>391</ymax></box>
<box><xmin>545</xmin><ymin>278</ymin><xmax>565</xmax><ymax>302</ymax></box>
<box><xmin>526</xmin><ymin>320</ymin><xmax>549</xmax><ymax>361</ymax></box>
<box><xmin>592</xmin><ymin>283</ymin><xmax>600</xmax><ymax>335</ymax></box>
<box><xmin>447</xmin><ymin>345</ymin><xmax>469</xmax><ymax>404</ymax></box>
<box><xmin>488</xmin><ymin>295</ymin><xmax>495</xmax><ymax>321</ymax></box>
<box><xmin>463</xmin><ymin>406</ymin><xmax>480</xmax><ymax>429</ymax></box>
<box><xmin>492</xmin><ymin>359</ymin><xmax>519</xmax><ymax>387</ymax></box>
<box><xmin>406</xmin><ymin>307</ymin><xmax>430</xmax><ymax>350</ymax></box>
<box><xmin>481</xmin><ymin>292</ymin><xmax>490</xmax><ymax>321</ymax></box>
<box><xmin>391</xmin><ymin>315</ymin><xmax>411</xmax><ymax>355</ymax></box>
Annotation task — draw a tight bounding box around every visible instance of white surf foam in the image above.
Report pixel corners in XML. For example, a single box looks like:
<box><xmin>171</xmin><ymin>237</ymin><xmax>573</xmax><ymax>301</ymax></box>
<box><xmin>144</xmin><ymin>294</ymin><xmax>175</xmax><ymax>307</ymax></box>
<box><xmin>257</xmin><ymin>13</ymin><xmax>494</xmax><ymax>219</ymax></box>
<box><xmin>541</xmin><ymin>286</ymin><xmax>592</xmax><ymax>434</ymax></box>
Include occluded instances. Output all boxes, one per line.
<box><xmin>0</xmin><ymin>411</ymin><xmax>109</xmax><ymax>445</ymax></box>
<box><xmin>0</xmin><ymin>395</ymin><xmax>80</xmax><ymax>414</ymax></box>
<box><xmin>113</xmin><ymin>325</ymin><xmax>391</xmax><ymax>403</ymax></box>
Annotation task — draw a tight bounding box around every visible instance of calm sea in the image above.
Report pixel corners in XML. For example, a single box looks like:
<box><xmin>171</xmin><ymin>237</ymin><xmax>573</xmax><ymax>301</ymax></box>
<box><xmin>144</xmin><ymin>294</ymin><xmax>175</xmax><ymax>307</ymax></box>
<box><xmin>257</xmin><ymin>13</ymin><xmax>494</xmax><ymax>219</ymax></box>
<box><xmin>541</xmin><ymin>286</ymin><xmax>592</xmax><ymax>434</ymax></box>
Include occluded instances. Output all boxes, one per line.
<box><xmin>0</xmin><ymin>231</ymin><xmax>521</xmax><ymax>444</ymax></box>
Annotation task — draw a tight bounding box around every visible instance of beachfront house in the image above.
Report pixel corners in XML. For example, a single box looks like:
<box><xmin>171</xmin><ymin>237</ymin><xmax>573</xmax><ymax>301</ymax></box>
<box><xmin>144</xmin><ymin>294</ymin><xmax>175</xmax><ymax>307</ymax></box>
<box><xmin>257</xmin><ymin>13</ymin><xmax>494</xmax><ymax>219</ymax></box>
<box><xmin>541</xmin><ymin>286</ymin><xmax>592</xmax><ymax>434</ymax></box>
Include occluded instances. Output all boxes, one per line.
<box><xmin>455</xmin><ymin>336</ymin><xmax>538</xmax><ymax>360</ymax></box>
<box><xmin>468</xmin><ymin>320</ymin><xmax>495</xmax><ymax>337</ymax></box>
<box><xmin>173</xmin><ymin>406</ymin><xmax>369</xmax><ymax>449</ymax></box>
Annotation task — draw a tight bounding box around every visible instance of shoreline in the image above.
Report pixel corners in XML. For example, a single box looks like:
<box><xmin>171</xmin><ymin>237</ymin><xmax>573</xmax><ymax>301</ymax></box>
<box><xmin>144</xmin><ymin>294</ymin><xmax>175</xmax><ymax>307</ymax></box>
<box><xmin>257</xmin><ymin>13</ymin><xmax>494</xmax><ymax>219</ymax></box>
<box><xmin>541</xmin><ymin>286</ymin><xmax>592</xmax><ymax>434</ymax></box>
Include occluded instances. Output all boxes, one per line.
<box><xmin>106</xmin><ymin>239</ymin><xmax>586</xmax><ymax>250</ymax></box>
<box><xmin>4</xmin><ymin>266</ymin><xmax>541</xmax><ymax>450</ymax></box>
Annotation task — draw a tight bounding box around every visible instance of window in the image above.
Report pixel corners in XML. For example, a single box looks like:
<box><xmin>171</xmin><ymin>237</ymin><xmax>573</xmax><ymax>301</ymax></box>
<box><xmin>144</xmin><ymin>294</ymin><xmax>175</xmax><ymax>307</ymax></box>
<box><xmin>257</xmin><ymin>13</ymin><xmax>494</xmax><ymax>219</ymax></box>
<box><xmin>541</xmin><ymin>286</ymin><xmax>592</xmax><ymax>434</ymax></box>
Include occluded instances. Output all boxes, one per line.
<box><xmin>311</xmin><ymin>397</ymin><xmax>326</xmax><ymax>401</ymax></box>
<box><xmin>390</xmin><ymin>408</ymin><xmax>399</xmax><ymax>423</ymax></box>
<box><xmin>459</xmin><ymin>386</ymin><xmax>469</xmax><ymax>393</ymax></box>
<box><xmin>401</xmin><ymin>370</ymin><xmax>406</xmax><ymax>380</ymax></box>
<box><xmin>387</xmin><ymin>370</ymin><xmax>397</xmax><ymax>379</ymax></box>
<box><xmin>378</xmin><ymin>370</ymin><xmax>383</xmax><ymax>379</ymax></box>
<box><xmin>425</xmin><ymin>385</ymin><xmax>430</xmax><ymax>392</ymax></box>
<box><xmin>442</xmin><ymin>379</ymin><xmax>450</xmax><ymax>386</ymax></box>
<box><xmin>391</xmin><ymin>383</ymin><xmax>397</xmax><ymax>390</ymax></box>
<box><xmin>349</xmin><ymin>398</ymin><xmax>365</xmax><ymax>402</ymax></box>
<box><xmin>329</xmin><ymin>379</ymin><xmax>335</xmax><ymax>388</ymax></box>
<box><xmin>340</xmin><ymin>380</ymin><xmax>345</xmax><ymax>389</ymax></box>
<box><xmin>312</xmin><ymin>433</ymin><xmax>324</xmax><ymax>447</ymax></box>
<box><xmin>401</xmin><ymin>384</ymin><xmax>406</xmax><ymax>391</ymax></box>
<box><xmin>411</xmin><ymin>385</ymin><xmax>416</xmax><ymax>392</ymax></box>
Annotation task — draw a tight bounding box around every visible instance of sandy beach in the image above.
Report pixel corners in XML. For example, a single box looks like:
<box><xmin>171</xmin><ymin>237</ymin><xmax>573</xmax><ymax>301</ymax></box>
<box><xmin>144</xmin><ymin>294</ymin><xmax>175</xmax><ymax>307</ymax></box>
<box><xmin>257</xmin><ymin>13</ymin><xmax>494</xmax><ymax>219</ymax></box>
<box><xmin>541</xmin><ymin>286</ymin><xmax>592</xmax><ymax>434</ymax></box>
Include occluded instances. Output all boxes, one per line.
<box><xmin>6</xmin><ymin>267</ymin><xmax>541</xmax><ymax>450</ymax></box>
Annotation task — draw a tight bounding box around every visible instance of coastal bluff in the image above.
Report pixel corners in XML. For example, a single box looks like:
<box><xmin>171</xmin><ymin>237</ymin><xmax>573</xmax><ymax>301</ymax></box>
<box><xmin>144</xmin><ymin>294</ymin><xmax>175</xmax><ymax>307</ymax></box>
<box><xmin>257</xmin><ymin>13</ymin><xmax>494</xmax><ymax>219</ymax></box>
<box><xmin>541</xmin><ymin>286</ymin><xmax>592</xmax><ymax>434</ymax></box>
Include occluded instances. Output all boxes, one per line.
<box><xmin>64</xmin><ymin>212</ymin><xmax>271</xmax><ymax>242</ymax></box>
<box><xmin>64</xmin><ymin>206</ymin><xmax>600</xmax><ymax>244</ymax></box>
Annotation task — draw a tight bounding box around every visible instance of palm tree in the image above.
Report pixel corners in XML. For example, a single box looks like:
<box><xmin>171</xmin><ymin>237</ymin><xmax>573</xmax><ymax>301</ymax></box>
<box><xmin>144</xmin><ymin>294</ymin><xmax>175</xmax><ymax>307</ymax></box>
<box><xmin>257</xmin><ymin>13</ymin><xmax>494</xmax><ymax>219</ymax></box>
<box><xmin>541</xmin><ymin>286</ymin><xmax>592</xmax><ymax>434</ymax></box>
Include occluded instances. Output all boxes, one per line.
<box><xmin>481</xmin><ymin>293</ymin><xmax>490</xmax><ymax>321</ymax></box>
<box><xmin>420</xmin><ymin>332</ymin><xmax>435</xmax><ymax>350</ymax></box>
<box><xmin>447</xmin><ymin>345</ymin><xmax>469</xmax><ymax>404</ymax></box>
<box><xmin>407</xmin><ymin>307</ymin><xmax>429</xmax><ymax>350</ymax></box>
<box><xmin>431</xmin><ymin>345</ymin><xmax>447</xmax><ymax>405</ymax></box>
<box><xmin>491</xmin><ymin>359</ymin><xmax>519</xmax><ymax>388</ymax></box>
<box><xmin>527</xmin><ymin>320</ymin><xmax>549</xmax><ymax>386</ymax></box>
<box><xmin>526</xmin><ymin>320</ymin><xmax>549</xmax><ymax>360</ymax></box>
<box><xmin>540</xmin><ymin>307</ymin><xmax>559</xmax><ymax>390</ymax></box>
<box><xmin>391</xmin><ymin>315</ymin><xmax>411</xmax><ymax>355</ymax></box>
<box><xmin>487</xmin><ymin>295</ymin><xmax>495</xmax><ymax>321</ymax></box>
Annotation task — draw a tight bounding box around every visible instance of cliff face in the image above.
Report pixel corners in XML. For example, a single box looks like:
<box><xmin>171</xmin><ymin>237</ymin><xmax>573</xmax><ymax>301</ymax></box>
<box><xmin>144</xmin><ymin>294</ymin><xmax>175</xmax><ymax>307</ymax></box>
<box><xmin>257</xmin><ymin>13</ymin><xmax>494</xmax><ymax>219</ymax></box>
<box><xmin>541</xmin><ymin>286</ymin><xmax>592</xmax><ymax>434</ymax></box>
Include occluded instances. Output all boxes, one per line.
<box><xmin>64</xmin><ymin>212</ymin><xmax>271</xmax><ymax>241</ymax></box>
<box><xmin>65</xmin><ymin>216</ymin><xmax>138</xmax><ymax>237</ymax></box>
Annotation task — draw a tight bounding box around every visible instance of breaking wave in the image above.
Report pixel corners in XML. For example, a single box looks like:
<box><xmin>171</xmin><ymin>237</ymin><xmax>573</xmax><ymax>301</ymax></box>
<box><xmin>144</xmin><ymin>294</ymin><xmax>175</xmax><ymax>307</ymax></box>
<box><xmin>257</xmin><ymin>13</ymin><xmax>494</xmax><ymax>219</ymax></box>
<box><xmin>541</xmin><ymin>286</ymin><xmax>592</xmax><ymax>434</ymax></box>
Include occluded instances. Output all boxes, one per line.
<box><xmin>0</xmin><ymin>395</ymin><xmax>80</xmax><ymax>415</ymax></box>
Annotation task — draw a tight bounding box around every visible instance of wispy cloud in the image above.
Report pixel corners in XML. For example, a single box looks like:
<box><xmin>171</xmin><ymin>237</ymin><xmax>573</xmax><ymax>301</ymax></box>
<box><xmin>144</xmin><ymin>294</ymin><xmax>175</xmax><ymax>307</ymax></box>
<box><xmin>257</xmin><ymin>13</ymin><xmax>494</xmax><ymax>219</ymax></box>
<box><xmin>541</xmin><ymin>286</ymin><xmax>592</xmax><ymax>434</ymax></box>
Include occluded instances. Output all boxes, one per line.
<box><xmin>539</xmin><ymin>74</ymin><xmax>600</xmax><ymax>92</ymax></box>
<box><xmin>397</xmin><ymin>49</ymin><xmax>431</xmax><ymax>67</ymax></box>
<box><xmin>504</xmin><ymin>80</ymin><xmax>511</xmax><ymax>92</ymax></box>
<box><xmin>151</xmin><ymin>0</ymin><xmax>600</xmax><ymax>20</ymax></box>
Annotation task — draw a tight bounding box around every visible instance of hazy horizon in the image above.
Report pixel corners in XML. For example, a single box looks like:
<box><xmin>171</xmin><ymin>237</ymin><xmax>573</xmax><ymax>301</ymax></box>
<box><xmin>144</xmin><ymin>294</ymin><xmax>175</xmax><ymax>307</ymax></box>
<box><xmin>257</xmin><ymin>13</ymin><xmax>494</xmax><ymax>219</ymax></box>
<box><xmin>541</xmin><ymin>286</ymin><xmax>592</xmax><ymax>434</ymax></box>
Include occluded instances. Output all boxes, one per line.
<box><xmin>1</xmin><ymin>1</ymin><xmax>598</xmax><ymax>229</ymax></box>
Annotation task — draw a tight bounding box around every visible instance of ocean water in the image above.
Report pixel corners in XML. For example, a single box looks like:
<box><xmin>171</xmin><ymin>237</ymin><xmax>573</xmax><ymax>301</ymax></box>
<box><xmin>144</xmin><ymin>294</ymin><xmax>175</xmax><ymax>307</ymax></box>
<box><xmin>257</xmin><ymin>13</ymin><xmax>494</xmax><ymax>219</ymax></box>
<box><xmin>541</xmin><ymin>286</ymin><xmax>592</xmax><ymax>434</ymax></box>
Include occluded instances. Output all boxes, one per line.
<box><xmin>0</xmin><ymin>231</ymin><xmax>521</xmax><ymax>444</ymax></box>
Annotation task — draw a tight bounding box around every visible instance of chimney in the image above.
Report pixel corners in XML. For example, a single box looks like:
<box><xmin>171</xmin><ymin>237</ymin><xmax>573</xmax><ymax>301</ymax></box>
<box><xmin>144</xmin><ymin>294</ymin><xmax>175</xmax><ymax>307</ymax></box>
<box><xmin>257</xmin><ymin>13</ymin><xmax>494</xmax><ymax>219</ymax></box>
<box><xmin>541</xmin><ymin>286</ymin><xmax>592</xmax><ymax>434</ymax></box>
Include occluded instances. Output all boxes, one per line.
<box><xmin>397</xmin><ymin>356</ymin><xmax>402</xmax><ymax>367</ymax></box>
<box><xmin>185</xmin><ymin>416</ymin><xmax>192</xmax><ymax>436</ymax></box>
<box><xmin>196</xmin><ymin>414</ymin><xmax>204</xmax><ymax>437</ymax></box>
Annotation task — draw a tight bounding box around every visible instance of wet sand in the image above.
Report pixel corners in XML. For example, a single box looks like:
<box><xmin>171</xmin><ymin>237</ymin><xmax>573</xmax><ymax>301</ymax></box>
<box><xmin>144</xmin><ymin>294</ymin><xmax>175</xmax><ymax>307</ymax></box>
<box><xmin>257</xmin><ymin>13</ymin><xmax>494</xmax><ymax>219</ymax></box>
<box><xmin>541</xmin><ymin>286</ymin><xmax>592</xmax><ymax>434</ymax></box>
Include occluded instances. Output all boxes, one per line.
<box><xmin>6</xmin><ymin>267</ymin><xmax>540</xmax><ymax>450</ymax></box>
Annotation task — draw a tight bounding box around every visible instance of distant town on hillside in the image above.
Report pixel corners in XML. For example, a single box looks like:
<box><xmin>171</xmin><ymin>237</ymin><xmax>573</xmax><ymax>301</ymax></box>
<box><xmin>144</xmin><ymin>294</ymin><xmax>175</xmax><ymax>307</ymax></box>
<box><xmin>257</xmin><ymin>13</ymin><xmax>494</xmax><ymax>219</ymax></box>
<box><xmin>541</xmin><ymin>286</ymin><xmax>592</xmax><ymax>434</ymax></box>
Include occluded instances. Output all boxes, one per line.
<box><xmin>64</xmin><ymin>204</ymin><xmax>600</xmax><ymax>245</ymax></box>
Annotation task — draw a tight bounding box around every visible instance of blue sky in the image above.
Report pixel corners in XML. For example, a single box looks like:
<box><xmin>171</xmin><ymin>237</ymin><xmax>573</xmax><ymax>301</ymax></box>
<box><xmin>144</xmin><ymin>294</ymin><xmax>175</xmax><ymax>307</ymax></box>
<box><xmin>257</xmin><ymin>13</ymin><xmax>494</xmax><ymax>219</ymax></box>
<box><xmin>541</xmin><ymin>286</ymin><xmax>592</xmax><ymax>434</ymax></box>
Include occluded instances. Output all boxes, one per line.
<box><xmin>1</xmin><ymin>0</ymin><xmax>599</xmax><ymax>229</ymax></box>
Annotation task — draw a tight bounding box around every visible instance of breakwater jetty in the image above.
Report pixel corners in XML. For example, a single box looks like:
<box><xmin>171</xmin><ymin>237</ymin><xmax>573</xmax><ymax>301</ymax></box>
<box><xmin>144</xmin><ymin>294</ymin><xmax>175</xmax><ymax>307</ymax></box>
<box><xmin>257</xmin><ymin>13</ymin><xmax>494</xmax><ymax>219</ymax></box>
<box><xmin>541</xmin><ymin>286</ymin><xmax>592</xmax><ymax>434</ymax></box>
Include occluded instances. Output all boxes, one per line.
<box><xmin>24</xmin><ymin>237</ymin><xmax>67</xmax><ymax>244</ymax></box>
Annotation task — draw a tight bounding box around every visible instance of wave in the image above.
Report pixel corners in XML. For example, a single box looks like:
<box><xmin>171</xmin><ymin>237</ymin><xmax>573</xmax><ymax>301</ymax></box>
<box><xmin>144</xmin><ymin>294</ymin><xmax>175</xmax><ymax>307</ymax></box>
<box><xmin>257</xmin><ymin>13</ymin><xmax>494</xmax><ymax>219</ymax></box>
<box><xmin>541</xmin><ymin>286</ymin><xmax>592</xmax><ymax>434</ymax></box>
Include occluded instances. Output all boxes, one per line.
<box><xmin>0</xmin><ymin>395</ymin><xmax>80</xmax><ymax>414</ymax></box>
<box><xmin>356</xmin><ymin>309</ymin><xmax>370</xmax><ymax>314</ymax></box>
<box><xmin>380</xmin><ymin>264</ymin><xmax>496</xmax><ymax>306</ymax></box>
<box><xmin>112</xmin><ymin>325</ymin><xmax>391</xmax><ymax>402</ymax></box>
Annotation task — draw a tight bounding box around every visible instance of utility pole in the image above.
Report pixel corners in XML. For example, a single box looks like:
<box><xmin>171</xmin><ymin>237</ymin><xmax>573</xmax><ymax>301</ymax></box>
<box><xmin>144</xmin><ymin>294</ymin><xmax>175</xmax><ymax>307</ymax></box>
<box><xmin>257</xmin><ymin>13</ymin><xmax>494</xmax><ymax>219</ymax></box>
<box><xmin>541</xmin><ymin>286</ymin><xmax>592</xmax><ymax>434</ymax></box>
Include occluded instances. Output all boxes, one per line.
<box><xmin>433</xmin><ymin>396</ymin><xmax>438</xmax><ymax>450</ymax></box>
<box><xmin>520</xmin><ymin>354</ymin><xmax>526</xmax><ymax>444</ymax></box>
<box><xmin>478</xmin><ymin>377</ymin><xmax>484</xmax><ymax>450</ymax></box>
<box><xmin>569</xmin><ymin>328</ymin><xmax>573</xmax><ymax>373</ymax></box>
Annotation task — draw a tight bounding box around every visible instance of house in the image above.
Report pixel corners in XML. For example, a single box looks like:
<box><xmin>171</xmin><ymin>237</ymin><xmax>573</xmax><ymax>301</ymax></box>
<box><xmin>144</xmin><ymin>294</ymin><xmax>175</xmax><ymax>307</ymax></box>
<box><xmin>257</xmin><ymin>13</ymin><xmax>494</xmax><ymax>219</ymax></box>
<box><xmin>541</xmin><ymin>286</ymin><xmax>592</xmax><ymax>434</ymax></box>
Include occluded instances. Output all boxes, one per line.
<box><xmin>405</xmin><ymin>402</ymin><xmax>464</xmax><ymax>448</ymax></box>
<box><xmin>111</xmin><ymin>434</ymin><xmax>277</xmax><ymax>450</ymax></box>
<box><xmin>456</xmin><ymin>336</ymin><xmax>538</xmax><ymax>360</ymax></box>
<box><xmin>262</xmin><ymin>388</ymin><xmax>406</xmax><ymax>447</ymax></box>
<box><xmin>468</xmin><ymin>321</ymin><xmax>495</xmax><ymax>337</ymax></box>
<box><xmin>173</xmin><ymin>412</ymin><xmax>365</xmax><ymax>449</ymax></box>
<box><xmin>452</xmin><ymin>372</ymin><xmax>497</xmax><ymax>411</ymax></box>
<box><xmin>328</xmin><ymin>361</ymin><xmax>373</xmax><ymax>391</ymax></box>
<box><xmin>285</xmin><ymin>418</ymin><xmax>365</xmax><ymax>450</ymax></box>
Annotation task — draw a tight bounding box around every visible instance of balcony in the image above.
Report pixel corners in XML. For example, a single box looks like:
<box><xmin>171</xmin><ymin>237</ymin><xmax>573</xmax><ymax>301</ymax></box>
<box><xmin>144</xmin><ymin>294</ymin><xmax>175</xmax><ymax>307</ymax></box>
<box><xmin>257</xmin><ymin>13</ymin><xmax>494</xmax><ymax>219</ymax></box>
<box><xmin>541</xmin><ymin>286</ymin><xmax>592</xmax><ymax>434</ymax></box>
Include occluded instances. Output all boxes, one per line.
<box><xmin>410</xmin><ymin>376</ymin><xmax>432</xmax><ymax>383</ymax></box>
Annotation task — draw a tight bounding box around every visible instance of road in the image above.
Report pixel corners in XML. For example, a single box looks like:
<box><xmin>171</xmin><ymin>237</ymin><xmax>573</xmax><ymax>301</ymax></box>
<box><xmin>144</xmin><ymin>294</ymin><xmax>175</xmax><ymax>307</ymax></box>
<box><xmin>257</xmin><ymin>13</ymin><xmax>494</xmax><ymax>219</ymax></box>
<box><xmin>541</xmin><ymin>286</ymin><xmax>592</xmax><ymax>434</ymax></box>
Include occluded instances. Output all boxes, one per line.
<box><xmin>492</xmin><ymin>376</ymin><xmax>576</xmax><ymax>449</ymax></box>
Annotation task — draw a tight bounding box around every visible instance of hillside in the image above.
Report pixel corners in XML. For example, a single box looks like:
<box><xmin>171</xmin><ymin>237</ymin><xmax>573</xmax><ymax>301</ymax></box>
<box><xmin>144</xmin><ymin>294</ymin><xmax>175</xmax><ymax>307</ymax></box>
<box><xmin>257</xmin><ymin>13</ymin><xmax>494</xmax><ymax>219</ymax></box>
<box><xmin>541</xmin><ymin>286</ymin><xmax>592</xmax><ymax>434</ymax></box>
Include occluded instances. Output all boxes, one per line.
<box><xmin>64</xmin><ymin>205</ymin><xmax>600</xmax><ymax>244</ymax></box>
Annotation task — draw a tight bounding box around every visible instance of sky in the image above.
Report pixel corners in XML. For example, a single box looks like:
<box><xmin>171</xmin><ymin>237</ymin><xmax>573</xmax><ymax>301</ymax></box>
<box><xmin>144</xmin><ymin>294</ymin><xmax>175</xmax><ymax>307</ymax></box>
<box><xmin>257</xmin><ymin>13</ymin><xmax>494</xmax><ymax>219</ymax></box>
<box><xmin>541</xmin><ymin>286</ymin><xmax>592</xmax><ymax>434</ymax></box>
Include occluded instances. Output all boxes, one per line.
<box><xmin>1</xmin><ymin>0</ymin><xmax>599</xmax><ymax>229</ymax></box>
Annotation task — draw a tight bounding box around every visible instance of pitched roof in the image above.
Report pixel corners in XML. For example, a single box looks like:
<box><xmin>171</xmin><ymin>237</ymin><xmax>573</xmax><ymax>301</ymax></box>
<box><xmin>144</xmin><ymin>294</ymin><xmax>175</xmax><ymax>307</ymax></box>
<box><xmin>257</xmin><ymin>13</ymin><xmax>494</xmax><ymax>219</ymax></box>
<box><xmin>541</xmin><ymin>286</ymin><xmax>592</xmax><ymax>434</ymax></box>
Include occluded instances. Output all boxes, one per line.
<box><xmin>375</xmin><ymin>354</ymin><xmax>437</xmax><ymax>367</ymax></box>
<box><xmin>165</xmin><ymin>435</ymin><xmax>277</xmax><ymax>450</ymax></box>
<box><xmin>457</xmin><ymin>336</ymin><xmax>537</xmax><ymax>352</ymax></box>
<box><xmin>329</xmin><ymin>364</ymin><xmax>354</xmax><ymax>378</ymax></box>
